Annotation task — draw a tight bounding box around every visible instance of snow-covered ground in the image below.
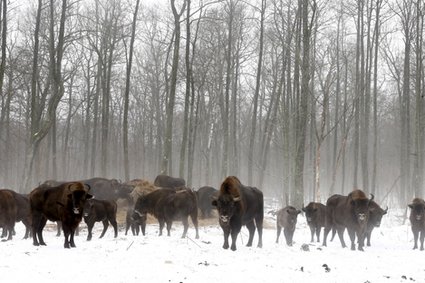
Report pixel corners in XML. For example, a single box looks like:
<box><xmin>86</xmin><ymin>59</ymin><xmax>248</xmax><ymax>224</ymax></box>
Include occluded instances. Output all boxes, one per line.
<box><xmin>0</xmin><ymin>207</ymin><xmax>423</xmax><ymax>283</ymax></box>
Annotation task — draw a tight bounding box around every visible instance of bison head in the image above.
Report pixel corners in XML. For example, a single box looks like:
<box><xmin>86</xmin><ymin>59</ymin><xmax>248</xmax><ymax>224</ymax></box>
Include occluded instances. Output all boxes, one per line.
<box><xmin>211</xmin><ymin>194</ymin><xmax>241</xmax><ymax>224</ymax></box>
<box><xmin>132</xmin><ymin>195</ymin><xmax>149</xmax><ymax>221</ymax></box>
<box><xmin>369</xmin><ymin>205</ymin><xmax>388</xmax><ymax>227</ymax></box>
<box><xmin>409</xmin><ymin>199</ymin><xmax>425</xmax><ymax>222</ymax></box>
<box><xmin>65</xmin><ymin>182</ymin><xmax>93</xmax><ymax>215</ymax></box>
<box><xmin>302</xmin><ymin>203</ymin><xmax>318</xmax><ymax>224</ymax></box>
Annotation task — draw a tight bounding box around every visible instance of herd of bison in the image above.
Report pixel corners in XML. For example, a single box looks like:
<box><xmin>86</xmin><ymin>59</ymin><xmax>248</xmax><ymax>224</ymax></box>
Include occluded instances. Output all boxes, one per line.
<box><xmin>0</xmin><ymin>174</ymin><xmax>424</xmax><ymax>251</ymax></box>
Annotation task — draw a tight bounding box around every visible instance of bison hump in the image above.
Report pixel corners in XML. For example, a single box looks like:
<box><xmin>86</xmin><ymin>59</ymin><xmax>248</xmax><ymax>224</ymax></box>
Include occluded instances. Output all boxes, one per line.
<box><xmin>220</xmin><ymin>176</ymin><xmax>242</xmax><ymax>197</ymax></box>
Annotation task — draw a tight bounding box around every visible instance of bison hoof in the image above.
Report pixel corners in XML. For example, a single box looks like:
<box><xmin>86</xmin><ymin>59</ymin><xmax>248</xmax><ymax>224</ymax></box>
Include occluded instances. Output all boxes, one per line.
<box><xmin>223</xmin><ymin>243</ymin><xmax>229</xmax><ymax>249</ymax></box>
<box><xmin>231</xmin><ymin>245</ymin><xmax>237</xmax><ymax>251</ymax></box>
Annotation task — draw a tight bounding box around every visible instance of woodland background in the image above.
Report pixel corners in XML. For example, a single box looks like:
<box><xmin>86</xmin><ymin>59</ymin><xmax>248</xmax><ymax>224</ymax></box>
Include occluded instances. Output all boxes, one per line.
<box><xmin>0</xmin><ymin>0</ymin><xmax>423</xmax><ymax>209</ymax></box>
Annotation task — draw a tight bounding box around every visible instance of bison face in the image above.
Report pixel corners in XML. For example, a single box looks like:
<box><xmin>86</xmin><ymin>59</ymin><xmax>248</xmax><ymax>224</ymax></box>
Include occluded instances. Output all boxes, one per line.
<box><xmin>212</xmin><ymin>194</ymin><xmax>241</xmax><ymax>224</ymax></box>
<box><xmin>83</xmin><ymin>200</ymin><xmax>95</xmax><ymax>218</ymax></box>
<box><xmin>303</xmin><ymin>206</ymin><xmax>318</xmax><ymax>224</ymax></box>
<box><xmin>351</xmin><ymin>199</ymin><xmax>370</xmax><ymax>224</ymax></box>
<box><xmin>133</xmin><ymin>197</ymin><xmax>148</xmax><ymax>221</ymax></box>
<box><xmin>369</xmin><ymin>206</ymin><xmax>388</xmax><ymax>227</ymax></box>
<box><xmin>67</xmin><ymin>190</ymin><xmax>93</xmax><ymax>215</ymax></box>
<box><xmin>409</xmin><ymin>203</ymin><xmax>425</xmax><ymax>222</ymax></box>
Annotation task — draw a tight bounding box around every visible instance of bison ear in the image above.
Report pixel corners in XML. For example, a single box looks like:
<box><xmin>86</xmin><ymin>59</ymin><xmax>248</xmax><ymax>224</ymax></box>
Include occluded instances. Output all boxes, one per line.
<box><xmin>86</xmin><ymin>194</ymin><xmax>93</xmax><ymax>200</ymax></box>
<box><xmin>301</xmin><ymin>207</ymin><xmax>306</xmax><ymax>212</ymax></box>
<box><xmin>297</xmin><ymin>210</ymin><xmax>301</xmax><ymax>215</ymax></box>
<box><xmin>384</xmin><ymin>206</ymin><xmax>388</xmax><ymax>214</ymax></box>
<box><xmin>408</xmin><ymin>204</ymin><xmax>414</xmax><ymax>209</ymax></box>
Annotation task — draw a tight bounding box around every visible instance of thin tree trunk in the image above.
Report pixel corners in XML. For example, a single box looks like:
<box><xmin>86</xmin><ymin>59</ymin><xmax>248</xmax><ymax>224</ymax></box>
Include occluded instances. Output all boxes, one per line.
<box><xmin>123</xmin><ymin>0</ymin><xmax>140</xmax><ymax>181</ymax></box>
<box><xmin>248</xmin><ymin>0</ymin><xmax>266</xmax><ymax>185</ymax></box>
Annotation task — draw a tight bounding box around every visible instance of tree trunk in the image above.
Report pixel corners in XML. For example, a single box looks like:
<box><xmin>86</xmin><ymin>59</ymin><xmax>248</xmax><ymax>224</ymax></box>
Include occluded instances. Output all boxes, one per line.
<box><xmin>123</xmin><ymin>0</ymin><xmax>140</xmax><ymax>181</ymax></box>
<box><xmin>248</xmin><ymin>0</ymin><xmax>266</xmax><ymax>185</ymax></box>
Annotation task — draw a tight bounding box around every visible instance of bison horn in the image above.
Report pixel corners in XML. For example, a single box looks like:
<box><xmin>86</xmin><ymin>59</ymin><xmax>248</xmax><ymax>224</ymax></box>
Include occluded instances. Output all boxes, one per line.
<box><xmin>84</xmin><ymin>184</ymin><xmax>91</xmax><ymax>191</ymax></box>
<box><xmin>384</xmin><ymin>206</ymin><xmax>388</xmax><ymax>213</ymax></box>
<box><xmin>68</xmin><ymin>182</ymin><xmax>82</xmax><ymax>192</ymax></box>
<box><xmin>233</xmin><ymin>196</ymin><xmax>241</xmax><ymax>202</ymax></box>
<box><xmin>370</xmin><ymin>193</ymin><xmax>375</xmax><ymax>201</ymax></box>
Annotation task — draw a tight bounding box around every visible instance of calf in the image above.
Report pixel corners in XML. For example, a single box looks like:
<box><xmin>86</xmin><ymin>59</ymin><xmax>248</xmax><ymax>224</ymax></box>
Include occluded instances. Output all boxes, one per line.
<box><xmin>276</xmin><ymin>206</ymin><xmax>301</xmax><ymax>246</ymax></box>
<box><xmin>125</xmin><ymin>203</ymin><xmax>146</xmax><ymax>236</ymax></box>
<box><xmin>408</xmin><ymin>198</ymin><xmax>425</xmax><ymax>250</ymax></box>
<box><xmin>83</xmin><ymin>199</ymin><xmax>118</xmax><ymax>241</ymax></box>
<box><xmin>302</xmin><ymin>202</ymin><xmax>326</xmax><ymax>242</ymax></box>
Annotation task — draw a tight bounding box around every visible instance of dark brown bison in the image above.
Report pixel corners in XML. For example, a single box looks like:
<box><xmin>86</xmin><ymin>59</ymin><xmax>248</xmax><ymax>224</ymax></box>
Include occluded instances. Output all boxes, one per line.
<box><xmin>365</xmin><ymin>200</ymin><xmax>388</xmax><ymax>246</ymax></box>
<box><xmin>133</xmin><ymin>188</ymin><xmax>199</xmax><ymax>239</ymax></box>
<box><xmin>0</xmin><ymin>189</ymin><xmax>17</xmax><ymax>241</ymax></box>
<box><xmin>323</xmin><ymin>190</ymin><xmax>372</xmax><ymax>251</ymax></box>
<box><xmin>83</xmin><ymin>199</ymin><xmax>118</xmax><ymax>241</ymax></box>
<box><xmin>154</xmin><ymin>174</ymin><xmax>186</xmax><ymax>189</ymax></box>
<box><xmin>212</xmin><ymin>176</ymin><xmax>263</xmax><ymax>251</ymax></box>
<box><xmin>30</xmin><ymin>182</ymin><xmax>93</xmax><ymax>248</ymax></box>
<box><xmin>408</xmin><ymin>198</ymin><xmax>425</xmax><ymax>250</ymax></box>
<box><xmin>276</xmin><ymin>206</ymin><xmax>301</xmax><ymax>246</ymax></box>
<box><xmin>302</xmin><ymin>202</ymin><xmax>326</xmax><ymax>242</ymax></box>
<box><xmin>0</xmin><ymin>190</ymin><xmax>31</xmax><ymax>239</ymax></box>
<box><xmin>196</xmin><ymin>186</ymin><xmax>218</xmax><ymax>218</ymax></box>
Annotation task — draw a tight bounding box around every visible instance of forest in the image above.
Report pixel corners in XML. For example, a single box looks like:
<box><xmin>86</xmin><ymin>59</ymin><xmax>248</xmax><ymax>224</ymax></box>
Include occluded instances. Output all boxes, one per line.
<box><xmin>0</xmin><ymin>0</ymin><xmax>423</xmax><ymax>209</ymax></box>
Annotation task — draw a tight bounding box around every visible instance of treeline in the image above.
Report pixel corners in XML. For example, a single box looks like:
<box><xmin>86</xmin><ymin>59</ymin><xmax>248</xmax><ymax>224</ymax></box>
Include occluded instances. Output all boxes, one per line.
<box><xmin>0</xmin><ymin>0</ymin><xmax>423</xmax><ymax>208</ymax></box>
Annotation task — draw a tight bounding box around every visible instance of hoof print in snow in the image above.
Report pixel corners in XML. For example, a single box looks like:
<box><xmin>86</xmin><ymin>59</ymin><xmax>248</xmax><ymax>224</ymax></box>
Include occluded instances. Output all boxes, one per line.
<box><xmin>198</xmin><ymin>261</ymin><xmax>210</xmax><ymax>266</ymax></box>
<box><xmin>322</xmin><ymin>264</ymin><xmax>330</xmax><ymax>273</ymax></box>
<box><xmin>300</xmin><ymin>266</ymin><xmax>304</xmax><ymax>272</ymax></box>
<box><xmin>300</xmin><ymin>244</ymin><xmax>310</xmax><ymax>251</ymax></box>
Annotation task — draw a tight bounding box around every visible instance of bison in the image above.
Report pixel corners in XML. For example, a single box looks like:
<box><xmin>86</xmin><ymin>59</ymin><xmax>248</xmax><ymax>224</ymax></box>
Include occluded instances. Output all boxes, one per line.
<box><xmin>83</xmin><ymin>199</ymin><xmax>118</xmax><ymax>241</ymax></box>
<box><xmin>125</xmin><ymin>205</ymin><xmax>146</xmax><ymax>236</ymax></box>
<box><xmin>323</xmin><ymin>190</ymin><xmax>372</xmax><ymax>251</ymax></box>
<box><xmin>0</xmin><ymin>189</ymin><xmax>17</xmax><ymax>241</ymax></box>
<box><xmin>276</xmin><ymin>206</ymin><xmax>301</xmax><ymax>246</ymax></box>
<box><xmin>365</xmin><ymin>200</ymin><xmax>388</xmax><ymax>246</ymax></box>
<box><xmin>30</xmin><ymin>182</ymin><xmax>92</xmax><ymax>248</ymax></box>
<box><xmin>0</xmin><ymin>190</ymin><xmax>31</xmax><ymax>239</ymax></box>
<box><xmin>196</xmin><ymin>186</ymin><xmax>218</xmax><ymax>219</ymax></box>
<box><xmin>132</xmin><ymin>187</ymin><xmax>199</xmax><ymax>239</ymax></box>
<box><xmin>408</xmin><ymin>198</ymin><xmax>425</xmax><ymax>250</ymax></box>
<box><xmin>302</xmin><ymin>202</ymin><xmax>326</xmax><ymax>243</ymax></box>
<box><xmin>212</xmin><ymin>176</ymin><xmax>263</xmax><ymax>251</ymax></box>
<box><xmin>153</xmin><ymin>174</ymin><xmax>186</xmax><ymax>189</ymax></box>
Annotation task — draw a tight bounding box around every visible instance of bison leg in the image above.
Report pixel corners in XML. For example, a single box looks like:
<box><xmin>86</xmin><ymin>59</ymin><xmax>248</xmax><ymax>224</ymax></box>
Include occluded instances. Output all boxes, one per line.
<box><xmin>99</xmin><ymin>220</ymin><xmax>109</xmax><ymax>238</ymax></box>
<box><xmin>87</xmin><ymin>221</ymin><xmax>94</xmax><ymax>241</ymax></box>
<box><xmin>1</xmin><ymin>228</ymin><xmax>6</xmax><ymax>238</ymax></box>
<box><xmin>166</xmin><ymin>219</ymin><xmax>173</xmax><ymax>237</ymax></box>
<box><xmin>158</xmin><ymin>219</ymin><xmax>165</xmax><ymax>236</ymax></box>
<box><xmin>347</xmin><ymin>229</ymin><xmax>356</xmax><ymax>251</ymax></box>
<box><xmin>255</xmin><ymin>217</ymin><xmax>263</xmax><ymax>248</ymax></box>
<box><xmin>181</xmin><ymin>217</ymin><xmax>189</xmax><ymax>238</ymax></box>
<box><xmin>221</xmin><ymin>225</ymin><xmax>230</xmax><ymax>249</ymax></box>
<box><xmin>70</xmin><ymin>230</ymin><xmax>77</xmax><ymax>248</ymax></box>
<box><xmin>284</xmin><ymin>229</ymin><xmax>294</xmax><ymax>246</ymax></box>
<box><xmin>190</xmin><ymin>211</ymin><xmax>199</xmax><ymax>239</ymax></box>
<box><xmin>32</xmin><ymin>215</ymin><xmax>47</xmax><ymax>246</ymax></box>
<box><xmin>134</xmin><ymin>223</ymin><xmax>140</xmax><ymax>236</ymax></box>
<box><xmin>366</xmin><ymin>231</ymin><xmax>372</xmax><ymax>247</ymax></box>
<box><xmin>56</xmin><ymin>221</ymin><xmax>62</xmax><ymax>237</ymax></box>
<box><xmin>63</xmin><ymin>227</ymin><xmax>71</xmax><ymax>249</ymax></box>
<box><xmin>110</xmin><ymin>218</ymin><xmax>118</xmax><ymax>238</ymax></box>
<box><xmin>336</xmin><ymin>227</ymin><xmax>347</xmax><ymax>248</ymax></box>
<box><xmin>245</xmin><ymin>220</ymin><xmax>256</xmax><ymax>247</ymax></box>
<box><xmin>316</xmin><ymin>227</ymin><xmax>321</xmax><ymax>242</ymax></box>
<box><xmin>420</xmin><ymin>231</ymin><xmax>425</xmax><ymax>251</ymax></box>
<box><xmin>141</xmin><ymin>221</ymin><xmax>146</xmax><ymax>236</ymax></box>
<box><xmin>412</xmin><ymin>229</ymin><xmax>419</xmax><ymax>250</ymax></box>
<box><xmin>276</xmin><ymin>225</ymin><xmax>282</xmax><ymax>244</ymax></box>
<box><xmin>230</xmin><ymin>228</ymin><xmax>241</xmax><ymax>251</ymax></box>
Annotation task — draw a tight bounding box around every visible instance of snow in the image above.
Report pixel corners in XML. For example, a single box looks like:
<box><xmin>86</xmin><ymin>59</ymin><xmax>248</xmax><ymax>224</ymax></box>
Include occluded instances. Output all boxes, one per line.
<box><xmin>1</xmin><ymin>207</ymin><xmax>424</xmax><ymax>283</ymax></box>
